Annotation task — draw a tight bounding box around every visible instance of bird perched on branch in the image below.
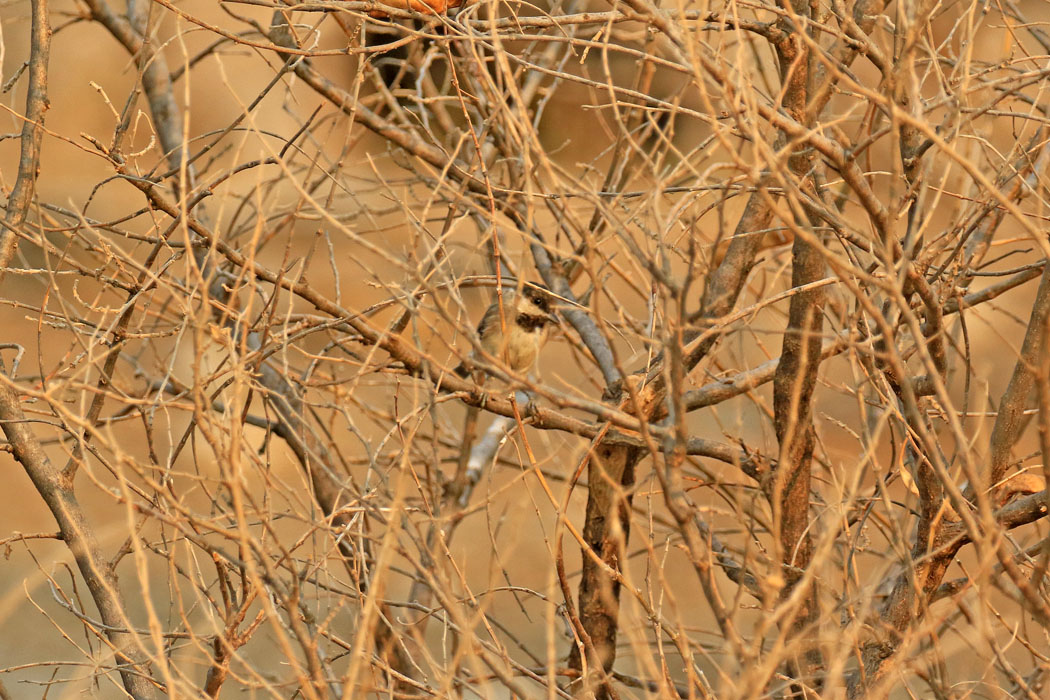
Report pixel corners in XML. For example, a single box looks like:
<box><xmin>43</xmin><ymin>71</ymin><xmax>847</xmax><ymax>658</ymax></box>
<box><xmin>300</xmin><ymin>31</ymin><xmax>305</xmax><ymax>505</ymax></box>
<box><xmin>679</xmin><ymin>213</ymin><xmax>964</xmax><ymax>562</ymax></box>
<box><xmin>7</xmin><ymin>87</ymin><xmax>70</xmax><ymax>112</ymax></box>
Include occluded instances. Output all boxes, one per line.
<box><xmin>454</xmin><ymin>285</ymin><xmax>557</xmax><ymax>380</ymax></box>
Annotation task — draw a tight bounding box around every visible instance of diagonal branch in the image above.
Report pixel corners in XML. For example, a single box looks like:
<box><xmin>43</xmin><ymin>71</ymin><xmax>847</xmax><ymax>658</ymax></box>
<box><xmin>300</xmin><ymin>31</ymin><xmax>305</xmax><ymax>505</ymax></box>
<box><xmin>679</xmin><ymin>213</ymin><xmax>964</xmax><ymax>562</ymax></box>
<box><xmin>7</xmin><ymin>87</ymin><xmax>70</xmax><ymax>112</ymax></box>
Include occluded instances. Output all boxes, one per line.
<box><xmin>1</xmin><ymin>2</ymin><xmax>159</xmax><ymax>698</ymax></box>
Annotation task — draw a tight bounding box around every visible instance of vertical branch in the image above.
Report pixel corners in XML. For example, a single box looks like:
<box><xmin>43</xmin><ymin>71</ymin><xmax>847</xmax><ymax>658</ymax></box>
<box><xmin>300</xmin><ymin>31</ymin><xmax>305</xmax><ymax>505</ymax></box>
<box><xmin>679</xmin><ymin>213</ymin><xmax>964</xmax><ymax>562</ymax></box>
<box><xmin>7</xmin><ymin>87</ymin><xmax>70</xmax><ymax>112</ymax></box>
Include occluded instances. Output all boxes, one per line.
<box><xmin>567</xmin><ymin>445</ymin><xmax>638</xmax><ymax>699</ymax></box>
<box><xmin>768</xmin><ymin>0</ymin><xmax>825</xmax><ymax>687</ymax></box>
<box><xmin>987</xmin><ymin>268</ymin><xmax>1050</xmax><ymax>489</ymax></box>
<box><xmin>770</xmin><ymin>230</ymin><xmax>825</xmax><ymax>683</ymax></box>
<box><xmin>1</xmin><ymin>2</ymin><xmax>157</xmax><ymax>698</ymax></box>
<box><xmin>83</xmin><ymin>0</ymin><xmax>191</xmax><ymax>175</ymax></box>
<box><xmin>0</xmin><ymin>371</ymin><xmax>160</xmax><ymax>700</ymax></box>
<box><xmin>0</xmin><ymin>0</ymin><xmax>51</xmax><ymax>272</ymax></box>
<box><xmin>566</xmin><ymin>190</ymin><xmax>777</xmax><ymax>695</ymax></box>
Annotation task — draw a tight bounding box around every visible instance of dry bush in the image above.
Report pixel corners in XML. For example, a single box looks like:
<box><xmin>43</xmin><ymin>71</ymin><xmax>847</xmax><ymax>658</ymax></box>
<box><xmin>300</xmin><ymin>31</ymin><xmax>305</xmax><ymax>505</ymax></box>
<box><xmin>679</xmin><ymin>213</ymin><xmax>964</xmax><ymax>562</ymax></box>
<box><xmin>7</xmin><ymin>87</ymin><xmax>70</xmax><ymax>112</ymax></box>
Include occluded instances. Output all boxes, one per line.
<box><xmin>1</xmin><ymin>0</ymin><xmax>1049</xmax><ymax>698</ymax></box>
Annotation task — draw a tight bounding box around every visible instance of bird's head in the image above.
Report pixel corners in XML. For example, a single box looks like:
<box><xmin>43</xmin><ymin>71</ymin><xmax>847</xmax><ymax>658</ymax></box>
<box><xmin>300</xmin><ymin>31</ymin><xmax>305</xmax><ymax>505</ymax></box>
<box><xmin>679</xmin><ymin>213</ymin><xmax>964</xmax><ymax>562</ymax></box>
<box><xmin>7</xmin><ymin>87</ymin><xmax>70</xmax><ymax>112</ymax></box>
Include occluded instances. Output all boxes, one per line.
<box><xmin>515</xmin><ymin>286</ymin><xmax>558</xmax><ymax>328</ymax></box>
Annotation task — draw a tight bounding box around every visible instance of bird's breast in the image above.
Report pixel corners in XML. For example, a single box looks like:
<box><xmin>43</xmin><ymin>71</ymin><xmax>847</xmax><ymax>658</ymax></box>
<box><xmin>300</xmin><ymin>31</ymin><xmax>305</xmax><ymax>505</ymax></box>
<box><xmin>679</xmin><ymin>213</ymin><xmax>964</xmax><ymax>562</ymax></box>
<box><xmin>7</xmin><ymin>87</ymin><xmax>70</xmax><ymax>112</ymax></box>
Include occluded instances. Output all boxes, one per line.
<box><xmin>503</xmin><ymin>323</ymin><xmax>545</xmax><ymax>371</ymax></box>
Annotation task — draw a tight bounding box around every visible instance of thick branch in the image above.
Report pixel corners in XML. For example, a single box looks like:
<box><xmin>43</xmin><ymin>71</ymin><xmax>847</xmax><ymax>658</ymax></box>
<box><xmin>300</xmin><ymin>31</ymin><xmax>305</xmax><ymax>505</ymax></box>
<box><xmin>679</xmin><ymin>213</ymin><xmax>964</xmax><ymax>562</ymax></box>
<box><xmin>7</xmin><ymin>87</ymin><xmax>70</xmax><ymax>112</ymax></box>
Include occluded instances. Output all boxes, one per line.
<box><xmin>0</xmin><ymin>362</ymin><xmax>160</xmax><ymax>700</ymax></box>
<box><xmin>0</xmin><ymin>0</ymin><xmax>51</xmax><ymax>273</ymax></box>
<box><xmin>987</xmin><ymin>267</ymin><xmax>1050</xmax><ymax>488</ymax></box>
<box><xmin>2</xmin><ymin>3</ymin><xmax>157</xmax><ymax>698</ymax></box>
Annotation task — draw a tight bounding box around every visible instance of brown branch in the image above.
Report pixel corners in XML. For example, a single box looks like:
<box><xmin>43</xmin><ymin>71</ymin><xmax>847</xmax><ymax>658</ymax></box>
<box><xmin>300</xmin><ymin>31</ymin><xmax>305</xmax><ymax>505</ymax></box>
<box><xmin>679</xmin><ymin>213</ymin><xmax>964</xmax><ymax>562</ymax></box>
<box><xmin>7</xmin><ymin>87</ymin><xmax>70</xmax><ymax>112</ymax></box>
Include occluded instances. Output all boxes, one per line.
<box><xmin>683</xmin><ymin>261</ymin><xmax>1046</xmax><ymax>412</ymax></box>
<box><xmin>851</xmin><ymin>266</ymin><xmax>1050</xmax><ymax>696</ymax></box>
<box><xmin>566</xmin><ymin>444</ymin><xmax>636</xmax><ymax>699</ymax></box>
<box><xmin>0</xmin><ymin>365</ymin><xmax>161</xmax><ymax>699</ymax></box>
<box><xmin>0</xmin><ymin>0</ymin><xmax>51</xmax><ymax>274</ymax></box>
<box><xmin>566</xmin><ymin>187</ymin><xmax>777</xmax><ymax>696</ymax></box>
<box><xmin>987</xmin><ymin>268</ymin><xmax>1050</xmax><ymax>489</ymax></box>
<box><xmin>763</xmin><ymin>2</ymin><xmax>828</xmax><ymax>688</ymax></box>
<box><xmin>1</xmin><ymin>3</ymin><xmax>157</xmax><ymax>698</ymax></box>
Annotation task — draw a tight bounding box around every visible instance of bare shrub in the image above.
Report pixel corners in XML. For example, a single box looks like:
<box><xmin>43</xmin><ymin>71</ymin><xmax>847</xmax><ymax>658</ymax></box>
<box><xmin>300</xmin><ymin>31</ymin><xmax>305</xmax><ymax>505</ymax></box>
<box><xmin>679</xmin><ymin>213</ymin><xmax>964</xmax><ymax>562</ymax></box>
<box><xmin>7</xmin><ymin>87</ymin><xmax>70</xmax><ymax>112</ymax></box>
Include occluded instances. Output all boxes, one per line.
<box><xmin>1</xmin><ymin>0</ymin><xmax>1049</xmax><ymax>698</ymax></box>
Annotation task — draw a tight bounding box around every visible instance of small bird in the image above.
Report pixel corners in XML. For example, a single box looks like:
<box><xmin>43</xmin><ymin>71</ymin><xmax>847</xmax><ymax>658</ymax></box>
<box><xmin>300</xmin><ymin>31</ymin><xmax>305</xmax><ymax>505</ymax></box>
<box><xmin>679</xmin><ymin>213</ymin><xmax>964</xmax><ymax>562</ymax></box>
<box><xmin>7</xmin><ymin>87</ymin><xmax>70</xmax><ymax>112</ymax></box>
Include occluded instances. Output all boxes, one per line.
<box><xmin>454</xmin><ymin>286</ymin><xmax>557</xmax><ymax>379</ymax></box>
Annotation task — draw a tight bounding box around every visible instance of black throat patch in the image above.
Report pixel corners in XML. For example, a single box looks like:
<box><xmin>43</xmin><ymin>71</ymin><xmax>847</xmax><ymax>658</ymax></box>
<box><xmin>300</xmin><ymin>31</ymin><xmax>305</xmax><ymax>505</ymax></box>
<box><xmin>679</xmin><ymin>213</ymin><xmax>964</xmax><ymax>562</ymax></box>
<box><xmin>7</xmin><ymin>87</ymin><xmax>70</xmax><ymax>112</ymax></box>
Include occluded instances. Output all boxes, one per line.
<box><xmin>516</xmin><ymin>313</ymin><xmax>549</xmax><ymax>331</ymax></box>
